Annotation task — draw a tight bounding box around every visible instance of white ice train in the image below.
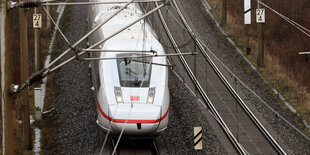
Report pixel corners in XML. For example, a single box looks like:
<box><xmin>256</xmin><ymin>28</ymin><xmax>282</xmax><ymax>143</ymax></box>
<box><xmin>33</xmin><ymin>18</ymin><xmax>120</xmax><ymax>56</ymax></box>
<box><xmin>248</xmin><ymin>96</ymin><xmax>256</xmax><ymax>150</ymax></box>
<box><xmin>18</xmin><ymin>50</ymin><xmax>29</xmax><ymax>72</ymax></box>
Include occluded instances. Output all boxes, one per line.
<box><xmin>88</xmin><ymin>0</ymin><xmax>170</xmax><ymax>136</ymax></box>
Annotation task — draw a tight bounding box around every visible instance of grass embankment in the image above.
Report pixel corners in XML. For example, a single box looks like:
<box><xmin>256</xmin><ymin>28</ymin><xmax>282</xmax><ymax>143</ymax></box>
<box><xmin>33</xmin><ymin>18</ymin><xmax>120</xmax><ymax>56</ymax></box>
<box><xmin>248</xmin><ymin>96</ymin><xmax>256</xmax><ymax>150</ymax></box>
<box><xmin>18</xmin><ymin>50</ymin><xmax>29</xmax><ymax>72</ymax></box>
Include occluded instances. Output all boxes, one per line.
<box><xmin>206</xmin><ymin>0</ymin><xmax>310</xmax><ymax>132</ymax></box>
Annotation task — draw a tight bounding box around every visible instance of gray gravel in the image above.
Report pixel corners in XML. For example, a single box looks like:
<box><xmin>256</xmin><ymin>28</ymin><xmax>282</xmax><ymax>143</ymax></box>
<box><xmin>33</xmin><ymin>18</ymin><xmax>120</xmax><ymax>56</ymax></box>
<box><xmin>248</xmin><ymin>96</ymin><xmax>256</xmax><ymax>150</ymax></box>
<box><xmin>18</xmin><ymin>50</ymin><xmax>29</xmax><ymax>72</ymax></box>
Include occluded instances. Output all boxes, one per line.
<box><xmin>50</xmin><ymin>2</ymin><xmax>101</xmax><ymax>154</ymax></box>
<box><xmin>176</xmin><ymin>0</ymin><xmax>310</xmax><ymax>153</ymax></box>
<box><xmin>48</xmin><ymin>0</ymin><xmax>310</xmax><ymax>154</ymax></box>
<box><xmin>49</xmin><ymin>1</ymin><xmax>229</xmax><ymax>154</ymax></box>
<box><xmin>160</xmin><ymin>70</ymin><xmax>228</xmax><ymax>154</ymax></box>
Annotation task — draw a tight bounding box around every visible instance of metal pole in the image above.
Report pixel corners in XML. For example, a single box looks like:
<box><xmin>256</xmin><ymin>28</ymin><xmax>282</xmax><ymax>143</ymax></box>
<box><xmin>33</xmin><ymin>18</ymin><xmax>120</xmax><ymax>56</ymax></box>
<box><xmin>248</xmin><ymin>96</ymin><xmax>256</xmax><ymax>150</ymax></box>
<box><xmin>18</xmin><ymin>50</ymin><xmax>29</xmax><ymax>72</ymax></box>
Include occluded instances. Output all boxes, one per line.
<box><xmin>244</xmin><ymin>0</ymin><xmax>251</xmax><ymax>55</ymax></box>
<box><xmin>19</xmin><ymin>0</ymin><xmax>31</xmax><ymax>149</ymax></box>
<box><xmin>46</xmin><ymin>2</ymin><xmax>51</xmax><ymax>29</ymax></box>
<box><xmin>220</xmin><ymin>0</ymin><xmax>226</xmax><ymax>25</ymax></box>
<box><xmin>257</xmin><ymin>0</ymin><xmax>264</xmax><ymax>67</ymax></box>
<box><xmin>246</xmin><ymin>25</ymin><xmax>250</xmax><ymax>55</ymax></box>
<box><xmin>34</xmin><ymin>8</ymin><xmax>41</xmax><ymax>72</ymax></box>
<box><xmin>0</xmin><ymin>0</ymin><xmax>14</xmax><ymax>154</ymax></box>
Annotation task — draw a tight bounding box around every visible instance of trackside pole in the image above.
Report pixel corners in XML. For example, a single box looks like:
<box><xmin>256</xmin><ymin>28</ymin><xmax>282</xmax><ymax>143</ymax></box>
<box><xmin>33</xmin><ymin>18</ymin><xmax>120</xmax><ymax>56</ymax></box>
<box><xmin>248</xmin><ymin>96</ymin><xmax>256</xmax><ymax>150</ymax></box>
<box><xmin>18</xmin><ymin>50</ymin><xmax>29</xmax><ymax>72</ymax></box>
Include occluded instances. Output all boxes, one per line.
<box><xmin>244</xmin><ymin>0</ymin><xmax>251</xmax><ymax>55</ymax></box>
<box><xmin>257</xmin><ymin>0</ymin><xmax>265</xmax><ymax>67</ymax></box>
<box><xmin>19</xmin><ymin>0</ymin><xmax>31</xmax><ymax>150</ymax></box>
<box><xmin>1</xmin><ymin>0</ymin><xmax>14</xmax><ymax>154</ymax></box>
<box><xmin>34</xmin><ymin>7</ymin><xmax>41</xmax><ymax>72</ymax></box>
<box><xmin>46</xmin><ymin>2</ymin><xmax>51</xmax><ymax>29</ymax></box>
<box><xmin>220</xmin><ymin>0</ymin><xmax>226</xmax><ymax>25</ymax></box>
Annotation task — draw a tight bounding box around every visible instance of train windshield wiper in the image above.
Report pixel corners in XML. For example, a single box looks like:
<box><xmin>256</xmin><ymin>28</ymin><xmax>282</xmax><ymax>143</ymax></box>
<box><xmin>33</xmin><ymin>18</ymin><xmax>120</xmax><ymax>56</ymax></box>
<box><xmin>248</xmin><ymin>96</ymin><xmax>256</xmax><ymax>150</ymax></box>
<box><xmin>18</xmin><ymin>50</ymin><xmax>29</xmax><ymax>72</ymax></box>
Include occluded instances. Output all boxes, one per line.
<box><xmin>126</xmin><ymin>67</ymin><xmax>137</xmax><ymax>78</ymax></box>
<box><xmin>125</xmin><ymin>68</ymin><xmax>142</xmax><ymax>86</ymax></box>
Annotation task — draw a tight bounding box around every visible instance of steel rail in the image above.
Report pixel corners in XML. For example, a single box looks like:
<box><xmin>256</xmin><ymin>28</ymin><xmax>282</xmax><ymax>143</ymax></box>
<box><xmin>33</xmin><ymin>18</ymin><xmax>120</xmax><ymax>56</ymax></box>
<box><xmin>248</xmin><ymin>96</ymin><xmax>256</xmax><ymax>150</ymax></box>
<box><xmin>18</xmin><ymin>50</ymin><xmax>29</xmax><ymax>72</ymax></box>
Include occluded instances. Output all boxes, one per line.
<box><xmin>152</xmin><ymin>139</ymin><xmax>159</xmax><ymax>155</ymax></box>
<box><xmin>155</xmin><ymin>2</ymin><xmax>247</xmax><ymax>154</ymax></box>
<box><xmin>42</xmin><ymin>0</ymin><xmax>163</xmax><ymax>6</ymax></box>
<box><xmin>171</xmin><ymin>0</ymin><xmax>286</xmax><ymax>154</ymax></box>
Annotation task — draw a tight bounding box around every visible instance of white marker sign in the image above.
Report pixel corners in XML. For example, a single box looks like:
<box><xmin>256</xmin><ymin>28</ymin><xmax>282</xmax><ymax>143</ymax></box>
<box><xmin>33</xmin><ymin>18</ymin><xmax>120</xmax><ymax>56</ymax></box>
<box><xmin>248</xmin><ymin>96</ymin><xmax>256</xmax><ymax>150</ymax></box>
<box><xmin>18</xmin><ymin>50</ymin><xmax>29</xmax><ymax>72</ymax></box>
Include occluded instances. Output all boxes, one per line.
<box><xmin>244</xmin><ymin>0</ymin><xmax>251</xmax><ymax>24</ymax></box>
<box><xmin>256</xmin><ymin>9</ymin><xmax>265</xmax><ymax>23</ymax></box>
<box><xmin>33</xmin><ymin>14</ymin><xmax>42</xmax><ymax>28</ymax></box>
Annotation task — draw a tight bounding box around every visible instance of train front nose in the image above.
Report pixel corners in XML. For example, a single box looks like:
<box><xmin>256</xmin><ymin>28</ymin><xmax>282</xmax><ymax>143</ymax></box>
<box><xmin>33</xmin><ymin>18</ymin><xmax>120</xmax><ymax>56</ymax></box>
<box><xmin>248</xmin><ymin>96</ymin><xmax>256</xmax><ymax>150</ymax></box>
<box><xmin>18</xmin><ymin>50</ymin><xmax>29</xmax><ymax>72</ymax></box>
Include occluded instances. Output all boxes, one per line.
<box><xmin>109</xmin><ymin>104</ymin><xmax>161</xmax><ymax>135</ymax></box>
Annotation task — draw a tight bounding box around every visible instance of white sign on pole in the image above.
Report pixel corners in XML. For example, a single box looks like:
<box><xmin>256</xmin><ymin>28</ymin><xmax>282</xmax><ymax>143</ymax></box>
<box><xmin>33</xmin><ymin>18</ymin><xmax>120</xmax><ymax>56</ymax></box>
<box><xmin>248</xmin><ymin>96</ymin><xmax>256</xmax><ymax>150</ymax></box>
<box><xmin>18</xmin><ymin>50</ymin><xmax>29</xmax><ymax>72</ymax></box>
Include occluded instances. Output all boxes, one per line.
<box><xmin>33</xmin><ymin>14</ymin><xmax>42</xmax><ymax>28</ymax></box>
<box><xmin>256</xmin><ymin>9</ymin><xmax>265</xmax><ymax>23</ymax></box>
<box><xmin>244</xmin><ymin>0</ymin><xmax>251</xmax><ymax>24</ymax></box>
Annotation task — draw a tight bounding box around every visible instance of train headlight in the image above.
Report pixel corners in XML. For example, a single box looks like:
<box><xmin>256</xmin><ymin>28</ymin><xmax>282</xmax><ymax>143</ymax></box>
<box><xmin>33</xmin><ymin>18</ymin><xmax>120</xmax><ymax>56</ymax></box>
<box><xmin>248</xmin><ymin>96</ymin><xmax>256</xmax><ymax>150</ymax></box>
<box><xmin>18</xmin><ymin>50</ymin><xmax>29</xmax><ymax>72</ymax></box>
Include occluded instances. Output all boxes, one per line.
<box><xmin>147</xmin><ymin>87</ymin><xmax>155</xmax><ymax>104</ymax></box>
<box><xmin>114</xmin><ymin>87</ymin><xmax>124</xmax><ymax>104</ymax></box>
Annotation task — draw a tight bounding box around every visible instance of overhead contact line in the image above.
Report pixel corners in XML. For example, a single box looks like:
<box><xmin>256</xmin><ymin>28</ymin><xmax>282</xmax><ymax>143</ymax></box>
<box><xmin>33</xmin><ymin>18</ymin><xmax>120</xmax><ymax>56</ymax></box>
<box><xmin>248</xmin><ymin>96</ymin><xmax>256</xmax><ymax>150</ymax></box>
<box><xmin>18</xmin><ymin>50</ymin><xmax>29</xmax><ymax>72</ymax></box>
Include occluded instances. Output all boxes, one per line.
<box><xmin>10</xmin><ymin>0</ymin><xmax>167</xmax><ymax>94</ymax></box>
<box><xmin>155</xmin><ymin>1</ymin><xmax>247</xmax><ymax>154</ymax></box>
<box><xmin>169</xmin><ymin>0</ymin><xmax>286</xmax><ymax>154</ymax></box>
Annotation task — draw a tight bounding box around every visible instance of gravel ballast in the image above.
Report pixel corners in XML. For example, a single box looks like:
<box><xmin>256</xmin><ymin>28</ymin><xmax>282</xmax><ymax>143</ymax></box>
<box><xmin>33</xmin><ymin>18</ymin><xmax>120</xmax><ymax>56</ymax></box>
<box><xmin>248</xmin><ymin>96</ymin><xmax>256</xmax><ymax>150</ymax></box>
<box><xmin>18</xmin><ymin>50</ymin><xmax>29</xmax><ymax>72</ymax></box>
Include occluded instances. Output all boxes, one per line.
<box><xmin>49</xmin><ymin>1</ymin><xmax>228</xmax><ymax>154</ymax></box>
<box><xmin>49</xmin><ymin>3</ymin><xmax>101</xmax><ymax>154</ymax></box>
<box><xmin>46</xmin><ymin>0</ymin><xmax>310</xmax><ymax>154</ymax></box>
<box><xmin>175</xmin><ymin>0</ymin><xmax>310</xmax><ymax>153</ymax></box>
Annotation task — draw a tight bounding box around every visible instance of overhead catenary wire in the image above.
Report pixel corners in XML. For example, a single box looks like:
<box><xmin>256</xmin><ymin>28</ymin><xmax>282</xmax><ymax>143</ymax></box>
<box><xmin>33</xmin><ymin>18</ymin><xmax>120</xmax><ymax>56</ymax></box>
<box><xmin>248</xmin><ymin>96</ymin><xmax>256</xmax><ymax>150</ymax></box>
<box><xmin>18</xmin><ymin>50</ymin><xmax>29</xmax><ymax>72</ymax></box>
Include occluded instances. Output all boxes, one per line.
<box><xmin>164</xmin><ymin>0</ymin><xmax>310</xmax><ymax>141</ymax></box>
<box><xmin>131</xmin><ymin>59</ymin><xmax>172</xmax><ymax>67</ymax></box>
<box><xmin>257</xmin><ymin>0</ymin><xmax>310</xmax><ymax>38</ymax></box>
<box><xmin>7</xmin><ymin>0</ymin><xmax>164</xmax><ymax>9</ymax></box>
<box><xmin>171</xmin><ymin>0</ymin><xmax>286</xmax><ymax>154</ymax></box>
<box><xmin>81</xmin><ymin>52</ymin><xmax>196</xmax><ymax>61</ymax></box>
<box><xmin>42</xmin><ymin>0</ymin><xmax>164</xmax><ymax>6</ymax></box>
<box><xmin>165</xmin><ymin>0</ymin><xmax>310</xmax><ymax>141</ymax></box>
<box><xmin>12</xmin><ymin>0</ymin><xmax>165</xmax><ymax>93</ymax></box>
<box><xmin>82</xmin><ymin>49</ymin><xmax>157</xmax><ymax>53</ymax></box>
<box><xmin>41</xmin><ymin>4</ymin><xmax>71</xmax><ymax>46</ymax></box>
<box><xmin>12</xmin><ymin>0</ymin><xmax>136</xmax><ymax>93</ymax></box>
<box><xmin>155</xmin><ymin>1</ymin><xmax>247</xmax><ymax>154</ymax></box>
<box><xmin>46</xmin><ymin>0</ymin><xmax>135</xmax><ymax>69</ymax></box>
<box><xmin>48</xmin><ymin>3</ymin><xmax>165</xmax><ymax>72</ymax></box>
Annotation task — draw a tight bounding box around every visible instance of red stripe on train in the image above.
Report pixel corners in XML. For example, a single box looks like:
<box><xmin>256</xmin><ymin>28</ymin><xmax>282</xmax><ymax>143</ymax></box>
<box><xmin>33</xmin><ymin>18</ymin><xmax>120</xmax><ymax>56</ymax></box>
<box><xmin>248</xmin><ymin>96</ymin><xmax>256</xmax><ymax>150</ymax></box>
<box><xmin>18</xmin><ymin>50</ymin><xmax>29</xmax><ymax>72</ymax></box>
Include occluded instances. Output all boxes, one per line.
<box><xmin>97</xmin><ymin>101</ymin><xmax>169</xmax><ymax>123</ymax></box>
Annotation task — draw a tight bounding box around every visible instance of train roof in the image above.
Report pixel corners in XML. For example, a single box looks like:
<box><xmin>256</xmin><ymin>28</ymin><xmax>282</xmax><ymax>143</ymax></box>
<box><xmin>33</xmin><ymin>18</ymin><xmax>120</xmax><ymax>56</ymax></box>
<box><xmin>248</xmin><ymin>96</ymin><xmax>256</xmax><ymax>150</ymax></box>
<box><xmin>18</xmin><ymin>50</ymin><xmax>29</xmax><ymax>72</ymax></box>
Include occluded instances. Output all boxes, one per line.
<box><xmin>91</xmin><ymin>3</ymin><xmax>164</xmax><ymax>54</ymax></box>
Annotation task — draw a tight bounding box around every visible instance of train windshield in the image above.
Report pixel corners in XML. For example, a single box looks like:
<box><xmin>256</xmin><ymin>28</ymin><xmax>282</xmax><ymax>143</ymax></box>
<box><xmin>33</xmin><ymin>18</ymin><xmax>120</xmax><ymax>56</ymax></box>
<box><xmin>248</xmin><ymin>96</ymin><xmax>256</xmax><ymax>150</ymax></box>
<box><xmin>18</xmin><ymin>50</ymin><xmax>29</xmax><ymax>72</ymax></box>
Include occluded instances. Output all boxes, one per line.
<box><xmin>117</xmin><ymin>53</ymin><xmax>152</xmax><ymax>87</ymax></box>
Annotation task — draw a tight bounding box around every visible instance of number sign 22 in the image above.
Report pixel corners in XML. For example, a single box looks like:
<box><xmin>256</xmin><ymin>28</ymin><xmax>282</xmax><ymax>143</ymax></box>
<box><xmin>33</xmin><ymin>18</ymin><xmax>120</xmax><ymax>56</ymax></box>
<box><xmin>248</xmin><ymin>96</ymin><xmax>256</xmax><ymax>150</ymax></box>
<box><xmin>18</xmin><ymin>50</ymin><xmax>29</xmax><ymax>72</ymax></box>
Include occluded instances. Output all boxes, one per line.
<box><xmin>33</xmin><ymin>14</ymin><xmax>42</xmax><ymax>28</ymax></box>
<box><xmin>256</xmin><ymin>9</ymin><xmax>265</xmax><ymax>23</ymax></box>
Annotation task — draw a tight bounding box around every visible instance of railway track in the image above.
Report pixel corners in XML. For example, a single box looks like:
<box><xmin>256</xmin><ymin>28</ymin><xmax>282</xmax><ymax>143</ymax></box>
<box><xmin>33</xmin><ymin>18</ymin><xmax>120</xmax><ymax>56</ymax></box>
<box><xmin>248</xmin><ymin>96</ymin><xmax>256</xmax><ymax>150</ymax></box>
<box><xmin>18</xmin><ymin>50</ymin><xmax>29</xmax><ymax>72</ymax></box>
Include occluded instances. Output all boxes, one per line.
<box><xmin>143</xmin><ymin>1</ymin><xmax>287</xmax><ymax>154</ymax></box>
<box><xmin>100</xmin><ymin>136</ymin><xmax>158</xmax><ymax>155</ymax></box>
